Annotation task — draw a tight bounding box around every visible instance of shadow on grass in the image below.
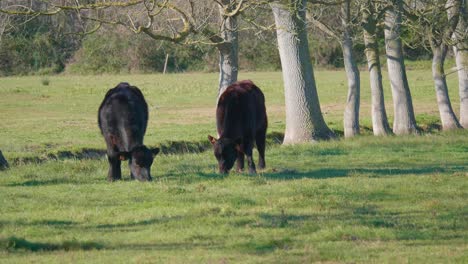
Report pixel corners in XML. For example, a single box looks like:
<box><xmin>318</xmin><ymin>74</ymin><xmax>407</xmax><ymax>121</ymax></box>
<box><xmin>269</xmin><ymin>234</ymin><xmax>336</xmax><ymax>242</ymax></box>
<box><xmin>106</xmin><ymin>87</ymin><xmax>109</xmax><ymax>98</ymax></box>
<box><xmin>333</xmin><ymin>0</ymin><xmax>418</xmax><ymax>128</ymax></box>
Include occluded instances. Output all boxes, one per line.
<box><xmin>0</xmin><ymin>219</ymin><xmax>79</xmax><ymax>231</ymax></box>
<box><xmin>5</xmin><ymin>177</ymin><xmax>98</xmax><ymax>187</ymax></box>
<box><xmin>233</xmin><ymin>207</ymin><xmax>466</xmax><ymax>246</ymax></box>
<box><xmin>235</xmin><ymin>237</ymin><xmax>293</xmax><ymax>254</ymax></box>
<box><xmin>0</xmin><ymin>236</ymin><xmax>103</xmax><ymax>252</ymax></box>
<box><xmin>31</xmin><ymin>219</ymin><xmax>76</xmax><ymax>227</ymax></box>
<box><xmin>0</xmin><ymin>236</ymin><xmax>225</xmax><ymax>253</ymax></box>
<box><xmin>6</xmin><ymin>179</ymin><xmax>76</xmax><ymax>187</ymax></box>
<box><xmin>9</xmin><ymin>132</ymin><xmax>286</xmax><ymax>166</ymax></box>
<box><xmin>11</xmin><ymin>148</ymin><xmax>106</xmax><ymax>166</ymax></box>
<box><xmin>4</xmin><ymin>164</ymin><xmax>465</xmax><ymax>188</ymax></box>
<box><xmin>260</xmin><ymin>165</ymin><xmax>464</xmax><ymax>180</ymax></box>
<box><xmin>94</xmin><ymin>216</ymin><xmax>182</xmax><ymax>230</ymax></box>
<box><xmin>114</xmin><ymin>241</ymin><xmax>223</xmax><ymax>251</ymax></box>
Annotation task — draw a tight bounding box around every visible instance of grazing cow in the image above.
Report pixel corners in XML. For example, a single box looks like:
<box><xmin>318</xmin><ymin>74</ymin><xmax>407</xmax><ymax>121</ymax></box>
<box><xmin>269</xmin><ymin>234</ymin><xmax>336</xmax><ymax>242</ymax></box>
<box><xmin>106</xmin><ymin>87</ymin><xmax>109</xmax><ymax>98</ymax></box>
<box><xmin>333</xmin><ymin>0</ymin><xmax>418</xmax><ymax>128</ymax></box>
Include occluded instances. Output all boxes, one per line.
<box><xmin>208</xmin><ymin>80</ymin><xmax>267</xmax><ymax>174</ymax></box>
<box><xmin>98</xmin><ymin>82</ymin><xmax>159</xmax><ymax>181</ymax></box>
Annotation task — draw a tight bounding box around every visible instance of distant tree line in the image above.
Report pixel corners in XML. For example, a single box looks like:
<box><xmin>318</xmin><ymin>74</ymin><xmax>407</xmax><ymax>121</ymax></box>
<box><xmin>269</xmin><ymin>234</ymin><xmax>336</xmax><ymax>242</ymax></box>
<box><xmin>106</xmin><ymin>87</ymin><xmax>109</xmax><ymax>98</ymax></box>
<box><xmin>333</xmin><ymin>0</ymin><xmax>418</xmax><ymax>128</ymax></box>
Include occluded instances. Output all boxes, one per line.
<box><xmin>0</xmin><ymin>1</ymin><xmax>433</xmax><ymax>76</ymax></box>
<box><xmin>0</xmin><ymin>0</ymin><xmax>466</xmax><ymax>144</ymax></box>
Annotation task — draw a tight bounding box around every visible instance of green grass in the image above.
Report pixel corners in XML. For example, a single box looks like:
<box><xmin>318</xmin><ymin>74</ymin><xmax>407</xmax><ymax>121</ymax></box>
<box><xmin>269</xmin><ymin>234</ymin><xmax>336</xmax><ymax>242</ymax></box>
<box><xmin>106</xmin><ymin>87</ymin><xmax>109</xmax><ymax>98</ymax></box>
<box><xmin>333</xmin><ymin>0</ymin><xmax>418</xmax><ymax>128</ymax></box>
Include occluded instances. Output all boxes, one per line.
<box><xmin>0</xmin><ymin>71</ymin><xmax>467</xmax><ymax>263</ymax></box>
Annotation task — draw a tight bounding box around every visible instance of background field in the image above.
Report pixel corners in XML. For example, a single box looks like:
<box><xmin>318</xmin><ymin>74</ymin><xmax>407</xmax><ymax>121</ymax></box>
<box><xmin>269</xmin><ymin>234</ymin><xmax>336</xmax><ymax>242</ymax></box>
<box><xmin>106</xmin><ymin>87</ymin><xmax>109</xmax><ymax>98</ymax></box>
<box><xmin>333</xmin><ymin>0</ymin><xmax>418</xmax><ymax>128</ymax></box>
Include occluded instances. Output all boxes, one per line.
<box><xmin>0</xmin><ymin>71</ymin><xmax>467</xmax><ymax>263</ymax></box>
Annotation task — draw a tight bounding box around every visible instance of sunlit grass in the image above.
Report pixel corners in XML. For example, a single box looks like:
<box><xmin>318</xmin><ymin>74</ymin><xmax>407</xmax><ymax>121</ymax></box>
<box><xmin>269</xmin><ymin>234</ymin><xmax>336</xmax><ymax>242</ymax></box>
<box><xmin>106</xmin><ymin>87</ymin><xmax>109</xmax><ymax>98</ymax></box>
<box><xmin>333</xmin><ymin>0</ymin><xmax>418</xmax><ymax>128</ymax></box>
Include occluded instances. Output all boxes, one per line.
<box><xmin>0</xmin><ymin>71</ymin><xmax>467</xmax><ymax>263</ymax></box>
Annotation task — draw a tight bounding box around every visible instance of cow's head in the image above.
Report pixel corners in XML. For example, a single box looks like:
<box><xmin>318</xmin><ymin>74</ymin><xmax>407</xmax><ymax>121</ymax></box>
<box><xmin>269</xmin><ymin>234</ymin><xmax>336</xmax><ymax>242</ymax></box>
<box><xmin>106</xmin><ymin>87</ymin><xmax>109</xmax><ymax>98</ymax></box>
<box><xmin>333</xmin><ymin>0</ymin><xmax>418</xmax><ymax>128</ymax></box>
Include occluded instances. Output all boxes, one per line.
<box><xmin>118</xmin><ymin>145</ymin><xmax>160</xmax><ymax>181</ymax></box>
<box><xmin>208</xmin><ymin>135</ymin><xmax>241</xmax><ymax>174</ymax></box>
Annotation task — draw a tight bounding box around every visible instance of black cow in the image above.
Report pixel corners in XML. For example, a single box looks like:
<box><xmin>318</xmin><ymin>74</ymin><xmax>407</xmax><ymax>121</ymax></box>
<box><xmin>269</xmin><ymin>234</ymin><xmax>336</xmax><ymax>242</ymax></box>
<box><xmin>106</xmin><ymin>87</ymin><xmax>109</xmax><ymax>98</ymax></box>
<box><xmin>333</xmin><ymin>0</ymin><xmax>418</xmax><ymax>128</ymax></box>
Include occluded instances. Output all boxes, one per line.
<box><xmin>98</xmin><ymin>82</ymin><xmax>159</xmax><ymax>182</ymax></box>
<box><xmin>208</xmin><ymin>80</ymin><xmax>268</xmax><ymax>174</ymax></box>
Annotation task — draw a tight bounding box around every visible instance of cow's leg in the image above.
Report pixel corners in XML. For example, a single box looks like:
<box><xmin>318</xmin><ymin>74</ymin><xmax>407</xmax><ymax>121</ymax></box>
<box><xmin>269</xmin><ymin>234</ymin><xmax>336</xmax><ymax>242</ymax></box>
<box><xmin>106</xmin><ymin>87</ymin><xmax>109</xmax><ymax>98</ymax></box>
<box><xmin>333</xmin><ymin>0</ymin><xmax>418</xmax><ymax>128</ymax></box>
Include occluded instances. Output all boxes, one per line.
<box><xmin>236</xmin><ymin>150</ymin><xmax>245</xmax><ymax>173</ymax></box>
<box><xmin>129</xmin><ymin>159</ymin><xmax>135</xmax><ymax>180</ymax></box>
<box><xmin>244</xmin><ymin>140</ymin><xmax>256</xmax><ymax>174</ymax></box>
<box><xmin>107</xmin><ymin>153</ymin><xmax>122</xmax><ymax>181</ymax></box>
<box><xmin>256</xmin><ymin>129</ymin><xmax>266</xmax><ymax>170</ymax></box>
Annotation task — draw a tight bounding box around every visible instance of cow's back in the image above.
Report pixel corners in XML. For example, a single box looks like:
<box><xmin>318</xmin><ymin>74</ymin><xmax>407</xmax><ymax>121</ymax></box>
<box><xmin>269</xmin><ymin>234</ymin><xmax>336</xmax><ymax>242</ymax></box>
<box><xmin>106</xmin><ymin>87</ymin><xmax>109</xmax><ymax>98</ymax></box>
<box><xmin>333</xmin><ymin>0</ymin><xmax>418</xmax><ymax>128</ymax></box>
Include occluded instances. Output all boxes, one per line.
<box><xmin>98</xmin><ymin>83</ymin><xmax>148</xmax><ymax>149</ymax></box>
<box><xmin>216</xmin><ymin>80</ymin><xmax>267</xmax><ymax>138</ymax></box>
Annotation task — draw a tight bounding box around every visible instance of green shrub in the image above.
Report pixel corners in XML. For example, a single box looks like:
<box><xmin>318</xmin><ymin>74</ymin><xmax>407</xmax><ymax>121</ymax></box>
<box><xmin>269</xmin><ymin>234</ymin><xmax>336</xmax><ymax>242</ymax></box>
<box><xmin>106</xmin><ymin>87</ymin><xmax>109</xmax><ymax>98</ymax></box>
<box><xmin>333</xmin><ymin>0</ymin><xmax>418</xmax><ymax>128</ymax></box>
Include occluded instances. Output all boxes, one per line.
<box><xmin>0</xmin><ymin>16</ymin><xmax>77</xmax><ymax>76</ymax></box>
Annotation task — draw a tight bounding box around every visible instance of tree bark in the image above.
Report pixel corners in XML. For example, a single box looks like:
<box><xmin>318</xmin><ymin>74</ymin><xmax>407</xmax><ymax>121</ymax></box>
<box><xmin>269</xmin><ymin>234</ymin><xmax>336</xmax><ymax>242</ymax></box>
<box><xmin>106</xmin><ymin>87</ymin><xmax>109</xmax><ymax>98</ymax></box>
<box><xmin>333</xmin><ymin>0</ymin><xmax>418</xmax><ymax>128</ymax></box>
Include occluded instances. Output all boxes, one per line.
<box><xmin>271</xmin><ymin>0</ymin><xmax>335</xmax><ymax>144</ymax></box>
<box><xmin>431</xmin><ymin>43</ymin><xmax>462</xmax><ymax>130</ymax></box>
<box><xmin>384</xmin><ymin>0</ymin><xmax>418</xmax><ymax>135</ymax></box>
<box><xmin>217</xmin><ymin>1</ymin><xmax>239</xmax><ymax>97</ymax></box>
<box><xmin>341</xmin><ymin>1</ymin><xmax>360</xmax><ymax>138</ymax></box>
<box><xmin>454</xmin><ymin>48</ymin><xmax>468</xmax><ymax>127</ymax></box>
<box><xmin>362</xmin><ymin>3</ymin><xmax>392</xmax><ymax>136</ymax></box>
<box><xmin>447</xmin><ymin>0</ymin><xmax>468</xmax><ymax>127</ymax></box>
<box><xmin>0</xmin><ymin>150</ymin><xmax>8</xmax><ymax>170</ymax></box>
<box><xmin>455</xmin><ymin>0</ymin><xmax>468</xmax><ymax>128</ymax></box>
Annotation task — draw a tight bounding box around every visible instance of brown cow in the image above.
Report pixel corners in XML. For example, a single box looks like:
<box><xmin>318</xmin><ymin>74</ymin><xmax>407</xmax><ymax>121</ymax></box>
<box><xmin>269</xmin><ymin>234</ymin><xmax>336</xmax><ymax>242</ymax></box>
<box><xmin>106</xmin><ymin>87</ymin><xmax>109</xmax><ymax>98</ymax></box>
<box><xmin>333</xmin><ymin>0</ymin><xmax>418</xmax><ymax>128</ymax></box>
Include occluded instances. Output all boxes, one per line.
<box><xmin>208</xmin><ymin>80</ymin><xmax>267</xmax><ymax>174</ymax></box>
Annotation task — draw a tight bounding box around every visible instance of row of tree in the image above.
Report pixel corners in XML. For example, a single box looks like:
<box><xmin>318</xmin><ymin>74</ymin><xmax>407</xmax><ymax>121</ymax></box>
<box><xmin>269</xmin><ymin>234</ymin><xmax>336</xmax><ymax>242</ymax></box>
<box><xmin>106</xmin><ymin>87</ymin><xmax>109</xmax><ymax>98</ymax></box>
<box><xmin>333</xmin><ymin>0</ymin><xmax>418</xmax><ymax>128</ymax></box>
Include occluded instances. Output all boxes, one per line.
<box><xmin>0</xmin><ymin>0</ymin><xmax>467</xmax><ymax>144</ymax></box>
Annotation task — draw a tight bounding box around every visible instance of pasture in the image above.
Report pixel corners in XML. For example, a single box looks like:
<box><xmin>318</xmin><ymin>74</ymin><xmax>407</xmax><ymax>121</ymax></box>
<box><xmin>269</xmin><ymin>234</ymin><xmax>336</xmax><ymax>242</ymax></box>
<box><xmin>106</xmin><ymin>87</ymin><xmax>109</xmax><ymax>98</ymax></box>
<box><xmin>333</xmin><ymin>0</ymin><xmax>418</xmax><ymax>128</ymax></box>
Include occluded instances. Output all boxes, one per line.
<box><xmin>0</xmin><ymin>71</ymin><xmax>467</xmax><ymax>263</ymax></box>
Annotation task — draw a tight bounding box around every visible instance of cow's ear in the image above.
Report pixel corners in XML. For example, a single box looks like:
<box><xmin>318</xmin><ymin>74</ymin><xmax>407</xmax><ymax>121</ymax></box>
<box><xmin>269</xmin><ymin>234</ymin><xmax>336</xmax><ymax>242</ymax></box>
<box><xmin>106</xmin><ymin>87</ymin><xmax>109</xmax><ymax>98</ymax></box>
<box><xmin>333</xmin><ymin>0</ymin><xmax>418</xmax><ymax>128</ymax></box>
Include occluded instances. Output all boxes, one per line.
<box><xmin>208</xmin><ymin>135</ymin><xmax>217</xmax><ymax>145</ymax></box>
<box><xmin>151</xmin><ymin>148</ymin><xmax>160</xmax><ymax>156</ymax></box>
<box><xmin>118</xmin><ymin>152</ymin><xmax>131</xmax><ymax>161</ymax></box>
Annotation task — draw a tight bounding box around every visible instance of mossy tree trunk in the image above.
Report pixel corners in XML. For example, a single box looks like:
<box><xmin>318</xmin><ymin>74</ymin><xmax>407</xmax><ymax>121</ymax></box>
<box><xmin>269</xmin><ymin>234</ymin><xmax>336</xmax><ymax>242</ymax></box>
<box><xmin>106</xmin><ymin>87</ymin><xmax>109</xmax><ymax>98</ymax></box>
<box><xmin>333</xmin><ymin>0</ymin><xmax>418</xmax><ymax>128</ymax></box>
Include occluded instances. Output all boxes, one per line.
<box><xmin>361</xmin><ymin>1</ymin><xmax>392</xmax><ymax>136</ymax></box>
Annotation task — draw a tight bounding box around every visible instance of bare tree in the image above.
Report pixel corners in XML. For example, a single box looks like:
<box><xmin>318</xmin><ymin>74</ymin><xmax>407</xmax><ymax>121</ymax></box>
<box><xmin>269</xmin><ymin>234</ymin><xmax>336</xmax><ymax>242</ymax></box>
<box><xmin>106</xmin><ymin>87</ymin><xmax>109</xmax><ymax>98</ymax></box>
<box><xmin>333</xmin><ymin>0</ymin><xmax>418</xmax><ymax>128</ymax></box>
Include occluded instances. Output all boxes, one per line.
<box><xmin>271</xmin><ymin>0</ymin><xmax>335</xmax><ymax>144</ymax></box>
<box><xmin>447</xmin><ymin>0</ymin><xmax>468</xmax><ymax>128</ymax></box>
<box><xmin>0</xmin><ymin>13</ymin><xmax>10</xmax><ymax>43</ymax></box>
<box><xmin>384</xmin><ymin>0</ymin><xmax>418</xmax><ymax>134</ymax></box>
<box><xmin>360</xmin><ymin>0</ymin><xmax>392</xmax><ymax>135</ymax></box>
<box><xmin>309</xmin><ymin>0</ymin><xmax>361</xmax><ymax>138</ymax></box>
<box><xmin>0</xmin><ymin>0</ymin><xmax>250</xmax><ymax>95</ymax></box>
<box><xmin>340</xmin><ymin>0</ymin><xmax>361</xmax><ymax>138</ymax></box>
<box><xmin>407</xmin><ymin>0</ymin><xmax>461</xmax><ymax>130</ymax></box>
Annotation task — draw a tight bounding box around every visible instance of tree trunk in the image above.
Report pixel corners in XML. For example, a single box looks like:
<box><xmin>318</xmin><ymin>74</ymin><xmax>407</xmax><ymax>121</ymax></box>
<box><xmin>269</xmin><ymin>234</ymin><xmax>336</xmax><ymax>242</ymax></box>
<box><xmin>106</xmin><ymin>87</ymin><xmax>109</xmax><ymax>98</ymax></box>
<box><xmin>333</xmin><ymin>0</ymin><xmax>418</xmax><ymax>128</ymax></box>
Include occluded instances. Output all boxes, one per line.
<box><xmin>341</xmin><ymin>1</ymin><xmax>360</xmax><ymax>138</ymax></box>
<box><xmin>217</xmin><ymin>2</ymin><xmax>239</xmax><ymax>97</ymax></box>
<box><xmin>364</xmin><ymin>32</ymin><xmax>392</xmax><ymax>136</ymax></box>
<box><xmin>431</xmin><ymin>43</ymin><xmax>462</xmax><ymax>130</ymax></box>
<box><xmin>454</xmin><ymin>48</ymin><xmax>468</xmax><ymax>127</ymax></box>
<box><xmin>271</xmin><ymin>0</ymin><xmax>335</xmax><ymax>144</ymax></box>
<box><xmin>384</xmin><ymin>1</ymin><xmax>418</xmax><ymax>134</ymax></box>
<box><xmin>362</xmin><ymin>4</ymin><xmax>392</xmax><ymax>136</ymax></box>
<box><xmin>456</xmin><ymin>0</ymin><xmax>468</xmax><ymax>128</ymax></box>
<box><xmin>0</xmin><ymin>150</ymin><xmax>8</xmax><ymax>170</ymax></box>
<box><xmin>447</xmin><ymin>0</ymin><xmax>468</xmax><ymax>127</ymax></box>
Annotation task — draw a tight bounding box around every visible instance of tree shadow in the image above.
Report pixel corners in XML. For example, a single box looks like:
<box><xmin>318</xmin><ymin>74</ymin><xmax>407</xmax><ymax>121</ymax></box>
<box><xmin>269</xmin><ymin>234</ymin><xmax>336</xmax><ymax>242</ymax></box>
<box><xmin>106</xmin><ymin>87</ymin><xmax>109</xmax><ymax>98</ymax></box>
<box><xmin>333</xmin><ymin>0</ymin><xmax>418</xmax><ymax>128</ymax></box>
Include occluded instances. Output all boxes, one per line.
<box><xmin>261</xmin><ymin>165</ymin><xmax>463</xmax><ymax>180</ymax></box>
<box><xmin>31</xmin><ymin>219</ymin><xmax>76</xmax><ymax>227</ymax></box>
<box><xmin>6</xmin><ymin>179</ymin><xmax>74</xmax><ymax>187</ymax></box>
<box><xmin>111</xmin><ymin>241</ymin><xmax>222</xmax><ymax>251</ymax></box>
<box><xmin>4</xmin><ymin>177</ymin><xmax>97</xmax><ymax>187</ymax></box>
<box><xmin>1</xmin><ymin>236</ymin><xmax>103</xmax><ymax>252</ymax></box>
<box><xmin>93</xmin><ymin>215</ymin><xmax>183</xmax><ymax>230</ymax></box>
<box><xmin>236</xmin><ymin>206</ymin><xmax>465</xmax><ymax>244</ymax></box>
<box><xmin>0</xmin><ymin>234</ymin><xmax>226</xmax><ymax>252</ymax></box>
<box><xmin>0</xmin><ymin>219</ymin><xmax>79</xmax><ymax>231</ymax></box>
<box><xmin>195</xmin><ymin>172</ymin><xmax>228</xmax><ymax>179</ymax></box>
<box><xmin>234</xmin><ymin>237</ymin><xmax>293</xmax><ymax>255</ymax></box>
<box><xmin>262</xmin><ymin>168</ymin><xmax>349</xmax><ymax>180</ymax></box>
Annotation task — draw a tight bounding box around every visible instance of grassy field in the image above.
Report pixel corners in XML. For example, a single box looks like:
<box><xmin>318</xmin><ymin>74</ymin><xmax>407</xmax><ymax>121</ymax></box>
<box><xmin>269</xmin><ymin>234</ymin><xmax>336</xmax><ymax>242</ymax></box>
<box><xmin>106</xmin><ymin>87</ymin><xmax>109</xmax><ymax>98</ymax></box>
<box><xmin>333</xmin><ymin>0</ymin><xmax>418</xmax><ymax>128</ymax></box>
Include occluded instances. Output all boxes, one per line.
<box><xmin>0</xmin><ymin>71</ymin><xmax>467</xmax><ymax>263</ymax></box>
